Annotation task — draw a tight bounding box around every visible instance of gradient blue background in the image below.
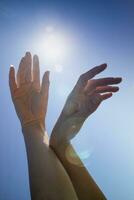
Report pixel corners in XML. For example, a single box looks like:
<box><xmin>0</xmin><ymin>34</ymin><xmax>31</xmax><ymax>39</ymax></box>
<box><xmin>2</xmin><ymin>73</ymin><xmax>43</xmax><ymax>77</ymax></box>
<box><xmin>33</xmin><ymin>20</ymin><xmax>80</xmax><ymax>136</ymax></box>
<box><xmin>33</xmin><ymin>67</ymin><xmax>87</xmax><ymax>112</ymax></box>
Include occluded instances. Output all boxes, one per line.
<box><xmin>0</xmin><ymin>0</ymin><xmax>134</xmax><ymax>199</ymax></box>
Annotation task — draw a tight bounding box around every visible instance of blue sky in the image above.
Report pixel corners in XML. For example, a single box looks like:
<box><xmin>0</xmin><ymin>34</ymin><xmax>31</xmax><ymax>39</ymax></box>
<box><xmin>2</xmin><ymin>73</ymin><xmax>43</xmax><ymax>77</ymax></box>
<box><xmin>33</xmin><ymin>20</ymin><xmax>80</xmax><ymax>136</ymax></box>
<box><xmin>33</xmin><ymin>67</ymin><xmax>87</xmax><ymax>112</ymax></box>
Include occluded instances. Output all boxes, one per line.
<box><xmin>0</xmin><ymin>0</ymin><xmax>134</xmax><ymax>199</ymax></box>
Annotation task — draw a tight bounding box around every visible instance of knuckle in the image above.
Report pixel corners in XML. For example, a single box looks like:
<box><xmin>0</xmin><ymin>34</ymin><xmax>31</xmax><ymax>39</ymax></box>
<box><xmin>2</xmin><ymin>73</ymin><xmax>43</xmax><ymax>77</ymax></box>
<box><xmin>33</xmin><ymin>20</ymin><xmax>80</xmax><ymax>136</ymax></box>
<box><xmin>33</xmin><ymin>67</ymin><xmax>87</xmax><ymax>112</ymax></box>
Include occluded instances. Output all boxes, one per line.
<box><xmin>79</xmin><ymin>74</ymin><xmax>84</xmax><ymax>80</ymax></box>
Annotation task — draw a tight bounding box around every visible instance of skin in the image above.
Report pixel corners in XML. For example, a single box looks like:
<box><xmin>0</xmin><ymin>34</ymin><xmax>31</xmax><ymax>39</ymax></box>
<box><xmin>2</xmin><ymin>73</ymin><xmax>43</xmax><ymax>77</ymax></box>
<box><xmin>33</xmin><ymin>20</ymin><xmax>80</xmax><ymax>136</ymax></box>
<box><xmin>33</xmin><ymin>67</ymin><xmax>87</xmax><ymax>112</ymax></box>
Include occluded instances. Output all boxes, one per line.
<box><xmin>9</xmin><ymin>52</ymin><xmax>78</xmax><ymax>200</ymax></box>
<box><xmin>9</xmin><ymin>53</ymin><xmax>50</xmax><ymax>129</ymax></box>
<box><xmin>50</xmin><ymin>64</ymin><xmax>122</xmax><ymax>200</ymax></box>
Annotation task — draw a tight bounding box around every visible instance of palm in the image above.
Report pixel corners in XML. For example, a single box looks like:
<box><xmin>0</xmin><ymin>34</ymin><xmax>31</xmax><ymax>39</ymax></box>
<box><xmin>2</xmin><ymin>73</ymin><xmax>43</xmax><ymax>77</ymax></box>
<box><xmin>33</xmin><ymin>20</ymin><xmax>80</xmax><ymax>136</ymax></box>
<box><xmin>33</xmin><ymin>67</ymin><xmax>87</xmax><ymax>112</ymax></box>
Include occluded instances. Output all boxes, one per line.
<box><xmin>64</xmin><ymin>87</ymin><xmax>101</xmax><ymax>118</ymax></box>
<box><xmin>53</xmin><ymin>64</ymin><xmax>122</xmax><ymax>142</ymax></box>
<box><xmin>13</xmin><ymin>85</ymin><xmax>42</xmax><ymax>124</ymax></box>
<box><xmin>9</xmin><ymin>52</ymin><xmax>49</xmax><ymax>127</ymax></box>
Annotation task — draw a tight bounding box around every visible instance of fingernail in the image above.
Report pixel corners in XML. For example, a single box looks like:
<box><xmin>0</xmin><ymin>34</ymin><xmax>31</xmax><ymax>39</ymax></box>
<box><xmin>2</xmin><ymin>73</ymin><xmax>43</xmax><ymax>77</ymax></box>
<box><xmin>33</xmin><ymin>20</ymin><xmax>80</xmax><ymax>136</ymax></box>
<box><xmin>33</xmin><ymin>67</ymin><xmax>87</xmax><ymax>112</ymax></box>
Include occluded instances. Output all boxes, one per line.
<box><xmin>26</xmin><ymin>52</ymin><xmax>31</xmax><ymax>56</ymax></box>
<box><xmin>102</xmin><ymin>63</ymin><xmax>107</xmax><ymax>67</ymax></box>
<box><xmin>46</xmin><ymin>71</ymin><xmax>50</xmax><ymax>77</ymax></box>
<box><xmin>100</xmin><ymin>63</ymin><xmax>107</xmax><ymax>66</ymax></box>
<box><xmin>116</xmin><ymin>77</ymin><xmax>122</xmax><ymax>81</ymax></box>
<box><xmin>99</xmin><ymin>63</ymin><xmax>107</xmax><ymax>70</ymax></box>
<box><xmin>115</xmin><ymin>87</ymin><xmax>119</xmax><ymax>91</ymax></box>
<box><xmin>33</xmin><ymin>54</ymin><xmax>38</xmax><ymax>59</ymax></box>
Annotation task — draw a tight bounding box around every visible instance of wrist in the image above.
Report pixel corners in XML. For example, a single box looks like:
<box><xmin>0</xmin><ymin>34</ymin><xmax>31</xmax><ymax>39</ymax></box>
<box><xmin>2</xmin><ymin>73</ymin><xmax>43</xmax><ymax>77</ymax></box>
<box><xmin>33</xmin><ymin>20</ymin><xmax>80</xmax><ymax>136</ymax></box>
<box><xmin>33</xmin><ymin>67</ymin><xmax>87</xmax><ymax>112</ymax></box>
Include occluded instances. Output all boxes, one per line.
<box><xmin>50</xmin><ymin>115</ymin><xmax>85</xmax><ymax>147</ymax></box>
<box><xmin>22</xmin><ymin>121</ymin><xmax>49</xmax><ymax>145</ymax></box>
<box><xmin>50</xmin><ymin>132</ymin><xmax>70</xmax><ymax>152</ymax></box>
<box><xmin>22</xmin><ymin>121</ymin><xmax>45</xmax><ymax>133</ymax></box>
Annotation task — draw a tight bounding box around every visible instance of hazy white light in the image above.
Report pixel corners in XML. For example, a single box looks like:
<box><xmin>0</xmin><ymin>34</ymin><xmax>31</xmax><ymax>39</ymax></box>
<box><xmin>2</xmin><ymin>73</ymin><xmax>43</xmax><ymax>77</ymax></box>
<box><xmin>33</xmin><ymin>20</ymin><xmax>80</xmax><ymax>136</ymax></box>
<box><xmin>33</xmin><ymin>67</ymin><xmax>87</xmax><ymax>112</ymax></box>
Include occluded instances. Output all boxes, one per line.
<box><xmin>46</xmin><ymin>26</ymin><xmax>54</xmax><ymax>33</ymax></box>
<box><xmin>43</xmin><ymin>33</ymin><xmax>66</xmax><ymax>62</ymax></box>
<box><xmin>58</xmin><ymin>84</ymin><xmax>70</xmax><ymax>98</ymax></box>
<box><xmin>33</xmin><ymin>28</ymin><xmax>69</xmax><ymax>71</ymax></box>
<box><xmin>54</xmin><ymin>64</ymin><xmax>63</xmax><ymax>72</ymax></box>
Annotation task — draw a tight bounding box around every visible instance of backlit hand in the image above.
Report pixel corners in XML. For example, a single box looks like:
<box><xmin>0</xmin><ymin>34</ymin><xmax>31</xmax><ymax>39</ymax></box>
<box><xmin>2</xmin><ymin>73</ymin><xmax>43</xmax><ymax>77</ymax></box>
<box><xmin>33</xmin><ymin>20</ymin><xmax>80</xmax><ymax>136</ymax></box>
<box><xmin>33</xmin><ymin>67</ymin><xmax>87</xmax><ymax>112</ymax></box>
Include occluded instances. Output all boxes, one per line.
<box><xmin>51</xmin><ymin>64</ymin><xmax>122</xmax><ymax>144</ymax></box>
<box><xmin>9</xmin><ymin>52</ymin><xmax>50</xmax><ymax>128</ymax></box>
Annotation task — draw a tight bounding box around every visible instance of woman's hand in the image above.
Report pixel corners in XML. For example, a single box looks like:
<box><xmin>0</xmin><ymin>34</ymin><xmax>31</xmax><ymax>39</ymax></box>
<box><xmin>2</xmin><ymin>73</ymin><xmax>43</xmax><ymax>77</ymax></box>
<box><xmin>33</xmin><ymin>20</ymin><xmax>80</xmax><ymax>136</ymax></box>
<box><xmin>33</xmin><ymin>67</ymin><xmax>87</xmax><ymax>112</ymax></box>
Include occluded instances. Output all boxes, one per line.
<box><xmin>50</xmin><ymin>64</ymin><xmax>122</xmax><ymax>144</ymax></box>
<box><xmin>9</xmin><ymin>52</ymin><xmax>79</xmax><ymax>200</ymax></box>
<box><xmin>9</xmin><ymin>52</ymin><xmax>50</xmax><ymax>129</ymax></box>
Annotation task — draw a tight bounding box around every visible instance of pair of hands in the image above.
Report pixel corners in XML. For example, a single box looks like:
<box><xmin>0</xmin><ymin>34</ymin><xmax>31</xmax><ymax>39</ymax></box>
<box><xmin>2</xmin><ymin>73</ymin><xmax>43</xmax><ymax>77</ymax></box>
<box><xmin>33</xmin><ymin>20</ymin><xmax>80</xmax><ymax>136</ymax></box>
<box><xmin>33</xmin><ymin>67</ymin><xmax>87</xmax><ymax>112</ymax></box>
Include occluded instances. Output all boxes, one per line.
<box><xmin>9</xmin><ymin>52</ymin><xmax>122</xmax><ymax>142</ymax></box>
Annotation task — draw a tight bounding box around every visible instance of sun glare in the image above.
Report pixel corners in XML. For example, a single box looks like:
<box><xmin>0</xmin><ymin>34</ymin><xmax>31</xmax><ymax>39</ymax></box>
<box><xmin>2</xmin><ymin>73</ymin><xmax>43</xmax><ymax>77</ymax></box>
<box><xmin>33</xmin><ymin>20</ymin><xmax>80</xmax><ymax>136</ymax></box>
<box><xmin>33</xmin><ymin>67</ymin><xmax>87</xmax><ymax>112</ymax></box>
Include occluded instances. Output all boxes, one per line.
<box><xmin>44</xmin><ymin>34</ymin><xmax>65</xmax><ymax>61</ymax></box>
<box><xmin>37</xmin><ymin>28</ymin><xmax>67</xmax><ymax>65</ymax></box>
<box><xmin>54</xmin><ymin>64</ymin><xmax>63</xmax><ymax>72</ymax></box>
<box><xmin>33</xmin><ymin>26</ymin><xmax>69</xmax><ymax>73</ymax></box>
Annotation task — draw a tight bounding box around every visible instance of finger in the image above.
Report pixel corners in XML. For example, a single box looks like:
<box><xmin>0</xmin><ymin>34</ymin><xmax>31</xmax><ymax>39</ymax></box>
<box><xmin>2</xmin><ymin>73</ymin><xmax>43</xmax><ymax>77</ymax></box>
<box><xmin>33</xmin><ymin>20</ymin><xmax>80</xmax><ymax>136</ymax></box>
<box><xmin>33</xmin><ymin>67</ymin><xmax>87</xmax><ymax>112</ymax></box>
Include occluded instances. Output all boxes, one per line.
<box><xmin>95</xmin><ymin>86</ymin><xmax>119</xmax><ymax>93</ymax></box>
<box><xmin>33</xmin><ymin>55</ymin><xmax>40</xmax><ymax>90</ymax></box>
<box><xmin>25</xmin><ymin>52</ymin><xmax>32</xmax><ymax>83</ymax></box>
<box><xmin>41</xmin><ymin>71</ymin><xmax>50</xmax><ymax>101</ymax></box>
<box><xmin>94</xmin><ymin>77</ymin><xmax>122</xmax><ymax>87</ymax></box>
<box><xmin>17</xmin><ymin>57</ymin><xmax>25</xmax><ymax>86</ymax></box>
<box><xmin>9</xmin><ymin>66</ymin><xmax>17</xmax><ymax>96</ymax></box>
<box><xmin>84</xmin><ymin>77</ymin><xmax>122</xmax><ymax>93</ymax></box>
<box><xmin>77</xmin><ymin>63</ymin><xmax>107</xmax><ymax>89</ymax></box>
<box><xmin>100</xmin><ymin>92</ymin><xmax>113</xmax><ymax>100</ymax></box>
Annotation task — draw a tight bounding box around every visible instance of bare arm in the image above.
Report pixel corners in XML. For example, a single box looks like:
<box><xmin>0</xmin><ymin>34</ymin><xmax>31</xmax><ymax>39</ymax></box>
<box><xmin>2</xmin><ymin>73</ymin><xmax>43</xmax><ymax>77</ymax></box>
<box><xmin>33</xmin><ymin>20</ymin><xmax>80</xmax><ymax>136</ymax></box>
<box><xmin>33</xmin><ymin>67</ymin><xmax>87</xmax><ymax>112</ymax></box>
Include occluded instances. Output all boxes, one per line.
<box><xmin>50</xmin><ymin>132</ymin><xmax>106</xmax><ymax>200</ymax></box>
<box><xmin>50</xmin><ymin>117</ymin><xmax>106</xmax><ymax>200</ymax></box>
<box><xmin>9</xmin><ymin>52</ymin><xmax>78</xmax><ymax>200</ymax></box>
<box><xmin>23</xmin><ymin>123</ymin><xmax>78</xmax><ymax>200</ymax></box>
<box><xmin>50</xmin><ymin>64</ymin><xmax>122</xmax><ymax>200</ymax></box>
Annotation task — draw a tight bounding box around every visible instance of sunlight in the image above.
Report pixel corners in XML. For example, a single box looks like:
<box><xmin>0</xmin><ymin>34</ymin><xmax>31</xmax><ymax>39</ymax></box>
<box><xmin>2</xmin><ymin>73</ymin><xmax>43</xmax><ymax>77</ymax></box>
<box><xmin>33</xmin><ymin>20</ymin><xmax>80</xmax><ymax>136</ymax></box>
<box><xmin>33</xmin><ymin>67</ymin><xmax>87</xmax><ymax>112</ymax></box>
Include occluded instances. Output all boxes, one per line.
<box><xmin>38</xmin><ymin>30</ymin><xmax>67</xmax><ymax>64</ymax></box>
<box><xmin>43</xmin><ymin>34</ymin><xmax>65</xmax><ymax>60</ymax></box>
<box><xmin>34</xmin><ymin>27</ymin><xmax>68</xmax><ymax>73</ymax></box>
<box><xmin>54</xmin><ymin>64</ymin><xmax>63</xmax><ymax>72</ymax></box>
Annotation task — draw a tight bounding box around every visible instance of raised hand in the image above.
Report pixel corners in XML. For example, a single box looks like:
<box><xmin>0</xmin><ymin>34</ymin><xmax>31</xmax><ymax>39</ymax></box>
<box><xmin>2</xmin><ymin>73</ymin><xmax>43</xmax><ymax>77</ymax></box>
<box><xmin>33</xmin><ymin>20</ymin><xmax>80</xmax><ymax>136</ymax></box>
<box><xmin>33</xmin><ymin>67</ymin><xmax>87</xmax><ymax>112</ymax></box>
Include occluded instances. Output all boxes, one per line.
<box><xmin>9</xmin><ymin>52</ymin><xmax>50</xmax><ymax>128</ymax></box>
<box><xmin>50</xmin><ymin>64</ymin><xmax>122</xmax><ymax>144</ymax></box>
<box><xmin>9</xmin><ymin>53</ymin><xmax>79</xmax><ymax>200</ymax></box>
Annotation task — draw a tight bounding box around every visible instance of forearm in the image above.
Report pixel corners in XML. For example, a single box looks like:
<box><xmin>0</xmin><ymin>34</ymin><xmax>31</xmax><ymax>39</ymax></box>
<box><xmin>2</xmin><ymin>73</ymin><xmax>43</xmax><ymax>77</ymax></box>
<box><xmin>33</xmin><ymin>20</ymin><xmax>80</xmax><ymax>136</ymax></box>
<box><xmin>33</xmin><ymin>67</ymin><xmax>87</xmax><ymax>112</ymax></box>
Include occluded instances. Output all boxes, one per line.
<box><xmin>23</xmin><ymin>123</ymin><xmax>78</xmax><ymax>200</ymax></box>
<box><xmin>50</xmin><ymin>130</ymin><xmax>107</xmax><ymax>200</ymax></box>
<box><xmin>23</xmin><ymin>123</ymin><xmax>49</xmax><ymax>200</ymax></box>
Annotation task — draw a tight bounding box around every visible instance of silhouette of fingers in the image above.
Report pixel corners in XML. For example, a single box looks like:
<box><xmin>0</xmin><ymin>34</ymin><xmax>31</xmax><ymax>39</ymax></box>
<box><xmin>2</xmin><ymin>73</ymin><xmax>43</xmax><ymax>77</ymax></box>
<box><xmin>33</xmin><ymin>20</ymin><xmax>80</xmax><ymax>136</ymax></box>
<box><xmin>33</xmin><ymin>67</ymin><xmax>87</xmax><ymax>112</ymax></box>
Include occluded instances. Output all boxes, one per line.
<box><xmin>33</xmin><ymin>55</ymin><xmax>40</xmax><ymax>91</ymax></box>
<box><xmin>95</xmin><ymin>86</ymin><xmax>119</xmax><ymax>93</ymax></box>
<box><xmin>41</xmin><ymin>71</ymin><xmax>50</xmax><ymax>104</ymax></box>
<box><xmin>17</xmin><ymin>52</ymin><xmax>32</xmax><ymax>87</ymax></box>
<box><xmin>76</xmin><ymin>63</ymin><xmax>107</xmax><ymax>89</ymax></box>
<box><xmin>100</xmin><ymin>93</ymin><xmax>113</xmax><ymax>100</ymax></box>
<box><xmin>84</xmin><ymin>77</ymin><xmax>122</xmax><ymax>93</ymax></box>
<box><xmin>25</xmin><ymin>52</ymin><xmax>32</xmax><ymax>83</ymax></box>
<box><xmin>17</xmin><ymin>57</ymin><xmax>25</xmax><ymax>86</ymax></box>
<box><xmin>94</xmin><ymin>77</ymin><xmax>122</xmax><ymax>87</ymax></box>
<box><xmin>9</xmin><ymin>66</ymin><xmax>17</xmax><ymax>96</ymax></box>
